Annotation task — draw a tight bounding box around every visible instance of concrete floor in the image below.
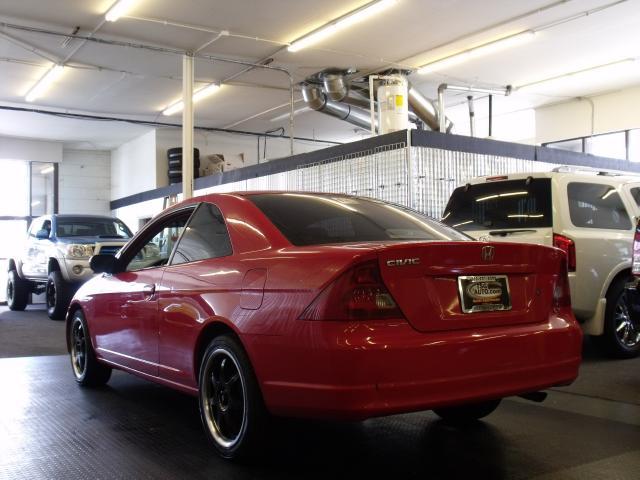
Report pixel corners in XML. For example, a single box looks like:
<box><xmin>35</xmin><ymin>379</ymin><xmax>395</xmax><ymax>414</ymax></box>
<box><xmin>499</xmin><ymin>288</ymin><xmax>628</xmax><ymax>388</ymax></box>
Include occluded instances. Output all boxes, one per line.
<box><xmin>0</xmin><ymin>305</ymin><xmax>639</xmax><ymax>479</ymax></box>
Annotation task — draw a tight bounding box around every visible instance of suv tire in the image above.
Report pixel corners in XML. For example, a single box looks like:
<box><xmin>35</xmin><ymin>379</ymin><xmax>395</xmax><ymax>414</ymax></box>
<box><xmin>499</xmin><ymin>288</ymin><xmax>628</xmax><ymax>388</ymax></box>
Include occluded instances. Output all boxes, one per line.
<box><xmin>46</xmin><ymin>271</ymin><xmax>74</xmax><ymax>321</ymax></box>
<box><xmin>6</xmin><ymin>270</ymin><xmax>30</xmax><ymax>311</ymax></box>
<box><xmin>600</xmin><ymin>278</ymin><xmax>640</xmax><ymax>358</ymax></box>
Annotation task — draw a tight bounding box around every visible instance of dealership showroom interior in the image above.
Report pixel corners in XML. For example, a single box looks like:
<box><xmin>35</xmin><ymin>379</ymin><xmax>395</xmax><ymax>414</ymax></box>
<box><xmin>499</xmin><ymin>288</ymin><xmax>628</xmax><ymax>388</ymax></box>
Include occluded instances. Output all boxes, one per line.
<box><xmin>2</xmin><ymin>0</ymin><xmax>640</xmax><ymax>478</ymax></box>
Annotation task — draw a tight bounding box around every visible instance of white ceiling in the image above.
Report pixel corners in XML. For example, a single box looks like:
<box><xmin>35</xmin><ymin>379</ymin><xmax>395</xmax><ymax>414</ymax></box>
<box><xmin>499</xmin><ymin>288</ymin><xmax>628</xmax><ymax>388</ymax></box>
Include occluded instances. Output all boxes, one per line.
<box><xmin>0</xmin><ymin>0</ymin><xmax>639</xmax><ymax>148</ymax></box>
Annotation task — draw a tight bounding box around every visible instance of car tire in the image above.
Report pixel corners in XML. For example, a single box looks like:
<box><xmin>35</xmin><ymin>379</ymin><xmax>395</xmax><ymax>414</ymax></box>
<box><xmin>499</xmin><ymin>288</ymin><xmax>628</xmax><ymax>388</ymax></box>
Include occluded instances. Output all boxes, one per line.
<box><xmin>46</xmin><ymin>271</ymin><xmax>74</xmax><ymax>320</ymax></box>
<box><xmin>69</xmin><ymin>309</ymin><xmax>112</xmax><ymax>386</ymax></box>
<box><xmin>167</xmin><ymin>147</ymin><xmax>200</xmax><ymax>160</ymax></box>
<box><xmin>6</xmin><ymin>270</ymin><xmax>30</xmax><ymax>311</ymax></box>
<box><xmin>198</xmin><ymin>335</ymin><xmax>267</xmax><ymax>461</ymax></box>
<box><xmin>600</xmin><ymin>278</ymin><xmax>640</xmax><ymax>358</ymax></box>
<box><xmin>433</xmin><ymin>399</ymin><xmax>501</xmax><ymax>424</ymax></box>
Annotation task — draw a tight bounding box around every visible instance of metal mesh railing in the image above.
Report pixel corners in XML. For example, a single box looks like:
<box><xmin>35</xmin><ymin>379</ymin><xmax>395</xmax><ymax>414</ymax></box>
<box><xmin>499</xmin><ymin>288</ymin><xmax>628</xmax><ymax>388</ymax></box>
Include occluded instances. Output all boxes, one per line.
<box><xmin>199</xmin><ymin>142</ymin><xmax>561</xmax><ymax>219</ymax></box>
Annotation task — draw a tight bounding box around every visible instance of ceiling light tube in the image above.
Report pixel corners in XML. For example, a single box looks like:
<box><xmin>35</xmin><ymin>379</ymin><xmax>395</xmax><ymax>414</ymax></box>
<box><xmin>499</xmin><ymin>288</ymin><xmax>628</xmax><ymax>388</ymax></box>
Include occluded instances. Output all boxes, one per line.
<box><xmin>444</xmin><ymin>84</ymin><xmax>512</xmax><ymax>96</ymax></box>
<box><xmin>25</xmin><ymin>65</ymin><xmax>65</xmax><ymax>102</ymax></box>
<box><xmin>270</xmin><ymin>106</ymin><xmax>312</xmax><ymax>122</ymax></box>
<box><xmin>40</xmin><ymin>166</ymin><xmax>55</xmax><ymax>174</ymax></box>
<box><xmin>105</xmin><ymin>0</ymin><xmax>138</xmax><ymax>22</ymax></box>
<box><xmin>418</xmin><ymin>30</ymin><xmax>536</xmax><ymax>74</ymax></box>
<box><xmin>516</xmin><ymin>58</ymin><xmax>637</xmax><ymax>91</ymax></box>
<box><xmin>162</xmin><ymin>83</ymin><xmax>221</xmax><ymax>116</ymax></box>
<box><xmin>287</xmin><ymin>0</ymin><xmax>397</xmax><ymax>52</ymax></box>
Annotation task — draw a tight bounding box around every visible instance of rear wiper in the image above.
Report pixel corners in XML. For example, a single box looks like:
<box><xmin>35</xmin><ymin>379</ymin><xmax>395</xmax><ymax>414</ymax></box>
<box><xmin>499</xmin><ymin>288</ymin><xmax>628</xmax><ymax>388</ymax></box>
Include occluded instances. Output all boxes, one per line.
<box><xmin>488</xmin><ymin>229</ymin><xmax>537</xmax><ymax>237</ymax></box>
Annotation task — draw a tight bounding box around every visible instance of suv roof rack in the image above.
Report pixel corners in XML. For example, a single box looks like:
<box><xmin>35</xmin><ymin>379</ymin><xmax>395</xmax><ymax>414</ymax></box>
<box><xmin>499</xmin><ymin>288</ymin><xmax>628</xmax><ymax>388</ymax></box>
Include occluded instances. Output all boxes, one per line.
<box><xmin>550</xmin><ymin>165</ymin><xmax>637</xmax><ymax>176</ymax></box>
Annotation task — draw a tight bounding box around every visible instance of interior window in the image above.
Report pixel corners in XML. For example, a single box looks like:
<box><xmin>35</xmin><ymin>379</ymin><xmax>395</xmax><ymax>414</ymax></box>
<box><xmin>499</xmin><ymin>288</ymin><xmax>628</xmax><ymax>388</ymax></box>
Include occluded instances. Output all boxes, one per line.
<box><xmin>125</xmin><ymin>211</ymin><xmax>192</xmax><ymax>271</ymax></box>
<box><xmin>567</xmin><ymin>182</ymin><xmax>631</xmax><ymax>230</ymax></box>
<box><xmin>172</xmin><ymin>203</ymin><xmax>233</xmax><ymax>265</ymax></box>
<box><xmin>629</xmin><ymin>187</ymin><xmax>640</xmax><ymax>207</ymax></box>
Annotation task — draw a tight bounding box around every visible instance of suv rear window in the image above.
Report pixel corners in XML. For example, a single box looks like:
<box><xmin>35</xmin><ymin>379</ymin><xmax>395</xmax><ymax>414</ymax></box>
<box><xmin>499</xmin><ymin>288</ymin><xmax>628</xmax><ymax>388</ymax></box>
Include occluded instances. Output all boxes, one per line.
<box><xmin>567</xmin><ymin>182</ymin><xmax>631</xmax><ymax>230</ymax></box>
<box><xmin>442</xmin><ymin>178</ymin><xmax>552</xmax><ymax>231</ymax></box>
<box><xmin>249</xmin><ymin>193</ymin><xmax>468</xmax><ymax>246</ymax></box>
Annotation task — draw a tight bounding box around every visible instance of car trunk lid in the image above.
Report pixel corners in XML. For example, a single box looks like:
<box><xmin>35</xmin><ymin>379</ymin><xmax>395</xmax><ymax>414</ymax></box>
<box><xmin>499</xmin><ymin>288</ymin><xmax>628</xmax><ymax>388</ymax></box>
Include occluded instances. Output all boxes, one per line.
<box><xmin>378</xmin><ymin>241</ymin><xmax>564</xmax><ymax>332</ymax></box>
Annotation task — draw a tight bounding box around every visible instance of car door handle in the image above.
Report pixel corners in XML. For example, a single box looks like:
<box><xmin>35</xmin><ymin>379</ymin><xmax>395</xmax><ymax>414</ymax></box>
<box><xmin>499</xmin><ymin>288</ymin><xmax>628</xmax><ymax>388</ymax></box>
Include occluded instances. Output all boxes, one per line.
<box><xmin>142</xmin><ymin>284</ymin><xmax>156</xmax><ymax>297</ymax></box>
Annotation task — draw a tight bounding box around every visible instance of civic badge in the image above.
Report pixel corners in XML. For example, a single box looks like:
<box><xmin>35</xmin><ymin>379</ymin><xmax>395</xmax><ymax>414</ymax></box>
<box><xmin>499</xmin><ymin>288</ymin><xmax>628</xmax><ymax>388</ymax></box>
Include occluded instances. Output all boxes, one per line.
<box><xmin>481</xmin><ymin>246</ymin><xmax>495</xmax><ymax>262</ymax></box>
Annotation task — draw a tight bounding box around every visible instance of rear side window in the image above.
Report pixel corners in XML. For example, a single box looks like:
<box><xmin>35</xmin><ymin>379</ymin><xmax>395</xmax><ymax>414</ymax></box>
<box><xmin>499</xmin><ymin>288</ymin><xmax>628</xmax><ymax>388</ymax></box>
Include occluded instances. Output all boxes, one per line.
<box><xmin>249</xmin><ymin>193</ymin><xmax>467</xmax><ymax>246</ymax></box>
<box><xmin>630</xmin><ymin>187</ymin><xmax>640</xmax><ymax>207</ymax></box>
<box><xmin>567</xmin><ymin>182</ymin><xmax>631</xmax><ymax>230</ymax></box>
<box><xmin>442</xmin><ymin>178</ymin><xmax>552</xmax><ymax>231</ymax></box>
<box><xmin>171</xmin><ymin>203</ymin><xmax>232</xmax><ymax>265</ymax></box>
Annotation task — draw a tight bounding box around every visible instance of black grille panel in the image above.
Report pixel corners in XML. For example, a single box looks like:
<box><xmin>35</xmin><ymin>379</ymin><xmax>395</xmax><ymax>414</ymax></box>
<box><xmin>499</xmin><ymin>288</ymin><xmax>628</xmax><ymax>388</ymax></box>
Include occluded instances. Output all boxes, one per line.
<box><xmin>98</xmin><ymin>245</ymin><xmax>121</xmax><ymax>256</ymax></box>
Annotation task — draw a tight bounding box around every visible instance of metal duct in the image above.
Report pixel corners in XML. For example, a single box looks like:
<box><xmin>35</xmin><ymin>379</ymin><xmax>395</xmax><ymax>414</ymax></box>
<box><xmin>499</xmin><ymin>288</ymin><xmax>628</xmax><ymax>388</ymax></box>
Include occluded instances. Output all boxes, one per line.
<box><xmin>302</xmin><ymin>84</ymin><xmax>373</xmax><ymax>131</ymax></box>
<box><xmin>408</xmin><ymin>85</ymin><xmax>453</xmax><ymax>132</ymax></box>
<box><xmin>322</xmin><ymin>73</ymin><xmax>371</xmax><ymax>109</ymax></box>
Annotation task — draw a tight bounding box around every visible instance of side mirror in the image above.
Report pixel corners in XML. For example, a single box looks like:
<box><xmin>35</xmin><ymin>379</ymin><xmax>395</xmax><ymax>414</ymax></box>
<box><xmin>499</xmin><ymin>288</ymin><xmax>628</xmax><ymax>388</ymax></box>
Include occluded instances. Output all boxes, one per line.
<box><xmin>90</xmin><ymin>254</ymin><xmax>120</xmax><ymax>274</ymax></box>
<box><xmin>36</xmin><ymin>229</ymin><xmax>50</xmax><ymax>239</ymax></box>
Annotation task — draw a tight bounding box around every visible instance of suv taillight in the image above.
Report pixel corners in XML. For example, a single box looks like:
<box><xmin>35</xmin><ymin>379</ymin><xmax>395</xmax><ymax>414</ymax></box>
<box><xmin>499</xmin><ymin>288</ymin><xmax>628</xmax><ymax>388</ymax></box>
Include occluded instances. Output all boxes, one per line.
<box><xmin>553</xmin><ymin>256</ymin><xmax>572</xmax><ymax>311</ymax></box>
<box><xmin>299</xmin><ymin>260</ymin><xmax>404</xmax><ymax>321</ymax></box>
<box><xmin>553</xmin><ymin>233</ymin><xmax>576</xmax><ymax>272</ymax></box>
<box><xmin>633</xmin><ymin>221</ymin><xmax>640</xmax><ymax>277</ymax></box>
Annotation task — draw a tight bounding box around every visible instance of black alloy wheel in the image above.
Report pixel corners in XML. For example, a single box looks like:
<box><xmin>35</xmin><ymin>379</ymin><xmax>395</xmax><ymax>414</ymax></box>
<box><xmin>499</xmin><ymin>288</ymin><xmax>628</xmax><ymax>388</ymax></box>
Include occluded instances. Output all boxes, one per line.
<box><xmin>601</xmin><ymin>279</ymin><xmax>640</xmax><ymax>358</ymax></box>
<box><xmin>199</xmin><ymin>335</ymin><xmax>266</xmax><ymax>460</ymax></box>
<box><xmin>68</xmin><ymin>309</ymin><xmax>112</xmax><ymax>386</ymax></box>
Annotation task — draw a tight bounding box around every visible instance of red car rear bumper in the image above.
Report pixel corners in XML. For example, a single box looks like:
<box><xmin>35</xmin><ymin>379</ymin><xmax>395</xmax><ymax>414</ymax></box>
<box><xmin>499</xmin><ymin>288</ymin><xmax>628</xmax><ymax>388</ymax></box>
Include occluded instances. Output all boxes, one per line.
<box><xmin>247</xmin><ymin>313</ymin><xmax>582</xmax><ymax>420</ymax></box>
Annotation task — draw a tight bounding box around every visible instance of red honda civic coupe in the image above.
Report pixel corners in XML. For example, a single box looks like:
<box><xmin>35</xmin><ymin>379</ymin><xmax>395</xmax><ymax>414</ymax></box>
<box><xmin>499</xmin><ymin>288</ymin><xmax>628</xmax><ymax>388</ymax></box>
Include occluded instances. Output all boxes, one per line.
<box><xmin>66</xmin><ymin>192</ymin><xmax>582</xmax><ymax>459</ymax></box>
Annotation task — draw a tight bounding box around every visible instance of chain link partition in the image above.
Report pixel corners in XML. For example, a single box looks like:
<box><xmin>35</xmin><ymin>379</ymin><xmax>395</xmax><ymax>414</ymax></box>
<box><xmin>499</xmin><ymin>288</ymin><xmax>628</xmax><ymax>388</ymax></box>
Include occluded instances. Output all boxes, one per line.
<box><xmin>199</xmin><ymin>142</ymin><xmax>560</xmax><ymax>219</ymax></box>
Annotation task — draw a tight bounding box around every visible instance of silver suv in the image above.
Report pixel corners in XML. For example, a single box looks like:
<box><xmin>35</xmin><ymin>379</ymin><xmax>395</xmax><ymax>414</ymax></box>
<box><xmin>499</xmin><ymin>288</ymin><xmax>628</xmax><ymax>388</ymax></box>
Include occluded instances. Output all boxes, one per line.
<box><xmin>442</xmin><ymin>168</ymin><xmax>640</xmax><ymax>358</ymax></box>
<box><xmin>6</xmin><ymin>214</ymin><xmax>132</xmax><ymax>320</ymax></box>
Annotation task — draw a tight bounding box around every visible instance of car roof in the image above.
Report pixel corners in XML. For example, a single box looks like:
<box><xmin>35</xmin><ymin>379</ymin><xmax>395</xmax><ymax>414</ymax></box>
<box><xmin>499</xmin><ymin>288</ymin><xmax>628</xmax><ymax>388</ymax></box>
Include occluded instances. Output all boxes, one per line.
<box><xmin>52</xmin><ymin>214</ymin><xmax>122</xmax><ymax>220</ymax></box>
<box><xmin>466</xmin><ymin>170</ymin><xmax>640</xmax><ymax>185</ymax></box>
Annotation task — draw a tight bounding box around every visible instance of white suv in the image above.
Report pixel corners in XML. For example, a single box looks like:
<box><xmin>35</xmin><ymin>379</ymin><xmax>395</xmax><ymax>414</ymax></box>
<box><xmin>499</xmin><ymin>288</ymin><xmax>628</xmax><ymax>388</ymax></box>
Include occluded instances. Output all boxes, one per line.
<box><xmin>442</xmin><ymin>168</ymin><xmax>640</xmax><ymax>358</ymax></box>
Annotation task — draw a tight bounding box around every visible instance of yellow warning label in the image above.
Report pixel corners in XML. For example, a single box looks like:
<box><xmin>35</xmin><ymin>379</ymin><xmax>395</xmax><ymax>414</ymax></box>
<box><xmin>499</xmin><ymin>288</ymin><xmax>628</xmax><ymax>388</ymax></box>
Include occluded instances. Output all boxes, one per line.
<box><xmin>395</xmin><ymin>95</ymin><xmax>404</xmax><ymax>107</ymax></box>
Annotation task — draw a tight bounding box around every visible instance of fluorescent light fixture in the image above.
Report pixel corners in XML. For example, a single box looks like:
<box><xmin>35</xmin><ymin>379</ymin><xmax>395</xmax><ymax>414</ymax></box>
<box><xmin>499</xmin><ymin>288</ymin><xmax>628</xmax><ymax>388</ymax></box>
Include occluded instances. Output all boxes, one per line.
<box><xmin>444</xmin><ymin>84</ymin><xmax>511</xmax><ymax>96</ymax></box>
<box><xmin>270</xmin><ymin>106</ymin><xmax>312</xmax><ymax>122</ymax></box>
<box><xmin>162</xmin><ymin>83</ymin><xmax>221</xmax><ymax>116</ymax></box>
<box><xmin>287</xmin><ymin>0</ymin><xmax>397</xmax><ymax>52</ymax></box>
<box><xmin>40</xmin><ymin>166</ymin><xmax>55</xmax><ymax>174</ymax></box>
<box><xmin>25</xmin><ymin>65</ymin><xmax>64</xmax><ymax>102</ymax></box>
<box><xmin>418</xmin><ymin>30</ymin><xmax>536</xmax><ymax>74</ymax></box>
<box><xmin>105</xmin><ymin>0</ymin><xmax>138</xmax><ymax>22</ymax></box>
<box><xmin>517</xmin><ymin>59</ymin><xmax>637</xmax><ymax>92</ymax></box>
<box><xmin>601</xmin><ymin>189</ymin><xmax>616</xmax><ymax>200</ymax></box>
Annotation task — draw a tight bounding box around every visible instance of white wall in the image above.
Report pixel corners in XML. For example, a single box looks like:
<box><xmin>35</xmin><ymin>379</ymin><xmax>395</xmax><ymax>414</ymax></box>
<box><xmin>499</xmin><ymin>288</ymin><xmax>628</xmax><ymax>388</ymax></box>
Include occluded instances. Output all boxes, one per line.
<box><xmin>110</xmin><ymin>130</ymin><xmax>157</xmax><ymax>200</ymax></box>
<box><xmin>0</xmin><ymin>136</ymin><xmax>63</xmax><ymax>163</ymax></box>
<box><xmin>59</xmin><ymin>150</ymin><xmax>111</xmax><ymax>215</ymax></box>
<box><xmin>535</xmin><ymin>85</ymin><xmax>640</xmax><ymax>144</ymax></box>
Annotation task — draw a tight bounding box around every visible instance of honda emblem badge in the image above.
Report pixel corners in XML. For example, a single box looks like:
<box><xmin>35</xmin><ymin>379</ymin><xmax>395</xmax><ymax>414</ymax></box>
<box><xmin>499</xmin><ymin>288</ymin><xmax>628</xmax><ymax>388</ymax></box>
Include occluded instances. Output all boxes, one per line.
<box><xmin>481</xmin><ymin>246</ymin><xmax>495</xmax><ymax>262</ymax></box>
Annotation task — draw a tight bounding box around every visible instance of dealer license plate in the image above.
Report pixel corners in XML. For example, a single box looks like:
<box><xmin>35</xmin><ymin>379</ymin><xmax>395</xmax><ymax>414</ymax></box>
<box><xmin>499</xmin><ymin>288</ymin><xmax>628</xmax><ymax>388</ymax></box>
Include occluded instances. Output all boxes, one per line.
<box><xmin>458</xmin><ymin>275</ymin><xmax>511</xmax><ymax>313</ymax></box>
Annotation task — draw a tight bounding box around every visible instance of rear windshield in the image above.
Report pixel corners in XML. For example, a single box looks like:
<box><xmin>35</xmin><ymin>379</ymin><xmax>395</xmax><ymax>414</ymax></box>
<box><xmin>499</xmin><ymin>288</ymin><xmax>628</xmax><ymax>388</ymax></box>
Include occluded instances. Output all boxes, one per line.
<box><xmin>56</xmin><ymin>217</ymin><xmax>133</xmax><ymax>238</ymax></box>
<box><xmin>442</xmin><ymin>178</ymin><xmax>552</xmax><ymax>231</ymax></box>
<box><xmin>249</xmin><ymin>193</ymin><xmax>468</xmax><ymax>246</ymax></box>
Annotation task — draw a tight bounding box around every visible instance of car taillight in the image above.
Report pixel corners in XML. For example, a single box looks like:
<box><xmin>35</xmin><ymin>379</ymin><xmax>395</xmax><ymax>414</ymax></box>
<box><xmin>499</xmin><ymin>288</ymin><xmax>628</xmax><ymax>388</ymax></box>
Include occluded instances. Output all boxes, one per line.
<box><xmin>299</xmin><ymin>260</ymin><xmax>404</xmax><ymax>321</ymax></box>
<box><xmin>633</xmin><ymin>222</ymin><xmax>640</xmax><ymax>277</ymax></box>
<box><xmin>553</xmin><ymin>256</ymin><xmax>572</xmax><ymax>311</ymax></box>
<box><xmin>553</xmin><ymin>233</ymin><xmax>576</xmax><ymax>272</ymax></box>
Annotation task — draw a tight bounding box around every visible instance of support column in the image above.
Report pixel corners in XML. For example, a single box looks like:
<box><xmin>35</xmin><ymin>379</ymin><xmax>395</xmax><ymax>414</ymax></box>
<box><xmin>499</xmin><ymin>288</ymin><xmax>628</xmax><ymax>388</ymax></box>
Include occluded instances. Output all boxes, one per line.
<box><xmin>182</xmin><ymin>53</ymin><xmax>194</xmax><ymax>200</ymax></box>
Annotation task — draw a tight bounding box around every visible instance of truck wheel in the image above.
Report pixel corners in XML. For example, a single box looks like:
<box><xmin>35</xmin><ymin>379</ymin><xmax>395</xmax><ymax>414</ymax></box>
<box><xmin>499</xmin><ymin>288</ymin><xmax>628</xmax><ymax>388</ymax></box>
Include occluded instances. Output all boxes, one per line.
<box><xmin>601</xmin><ymin>279</ymin><xmax>640</xmax><ymax>358</ymax></box>
<box><xmin>46</xmin><ymin>271</ymin><xmax>74</xmax><ymax>321</ymax></box>
<box><xmin>6</xmin><ymin>270</ymin><xmax>30</xmax><ymax>311</ymax></box>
